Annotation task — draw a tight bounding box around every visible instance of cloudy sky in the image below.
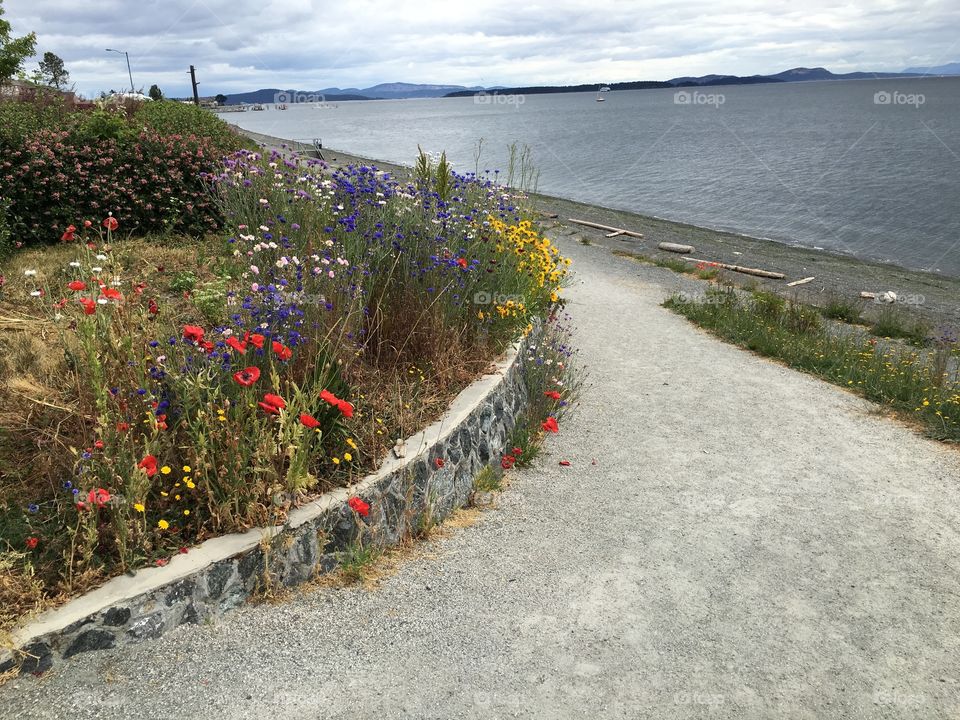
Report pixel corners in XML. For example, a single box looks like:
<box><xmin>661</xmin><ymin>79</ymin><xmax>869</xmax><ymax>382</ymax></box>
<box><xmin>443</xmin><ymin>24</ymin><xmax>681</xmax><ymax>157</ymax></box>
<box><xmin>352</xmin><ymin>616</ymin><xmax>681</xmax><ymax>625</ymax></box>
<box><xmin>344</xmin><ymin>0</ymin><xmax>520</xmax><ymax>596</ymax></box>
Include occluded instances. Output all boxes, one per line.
<box><xmin>5</xmin><ymin>0</ymin><xmax>959</xmax><ymax>98</ymax></box>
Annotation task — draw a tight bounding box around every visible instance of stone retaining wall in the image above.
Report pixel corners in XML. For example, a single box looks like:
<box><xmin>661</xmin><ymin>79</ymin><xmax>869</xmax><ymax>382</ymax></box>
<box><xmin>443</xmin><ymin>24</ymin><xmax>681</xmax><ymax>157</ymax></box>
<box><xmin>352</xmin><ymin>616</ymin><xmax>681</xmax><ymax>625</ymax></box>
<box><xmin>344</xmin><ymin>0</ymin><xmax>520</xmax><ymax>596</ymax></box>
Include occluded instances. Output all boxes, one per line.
<box><xmin>1</xmin><ymin>335</ymin><xmax>533</xmax><ymax>675</ymax></box>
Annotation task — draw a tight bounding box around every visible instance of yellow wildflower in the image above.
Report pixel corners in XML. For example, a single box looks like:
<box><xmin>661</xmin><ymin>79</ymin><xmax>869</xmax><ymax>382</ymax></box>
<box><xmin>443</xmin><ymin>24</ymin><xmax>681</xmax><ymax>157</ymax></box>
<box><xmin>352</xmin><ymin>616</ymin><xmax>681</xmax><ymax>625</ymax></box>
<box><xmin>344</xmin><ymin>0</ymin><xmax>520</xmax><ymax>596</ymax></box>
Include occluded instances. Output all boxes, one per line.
<box><xmin>133</xmin><ymin>502</ymin><xmax>145</xmax><ymax>513</ymax></box>
<box><xmin>158</xmin><ymin>519</ymin><xmax>169</xmax><ymax>530</ymax></box>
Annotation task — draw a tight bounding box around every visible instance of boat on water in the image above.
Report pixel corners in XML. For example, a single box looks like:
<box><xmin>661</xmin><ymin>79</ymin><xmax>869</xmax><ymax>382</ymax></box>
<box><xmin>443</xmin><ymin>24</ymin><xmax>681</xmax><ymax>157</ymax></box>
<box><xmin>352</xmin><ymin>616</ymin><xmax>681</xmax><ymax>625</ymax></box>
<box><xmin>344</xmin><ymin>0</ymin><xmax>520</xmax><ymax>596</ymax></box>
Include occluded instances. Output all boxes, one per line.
<box><xmin>275</xmin><ymin>104</ymin><xmax>288</xmax><ymax>110</ymax></box>
<box><xmin>251</xmin><ymin>103</ymin><xmax>265</xmax><ymax>111</ymax></box>
<box><xmin>596</xmin><ymin>85</ymin><xmax>610</xmax><ymax>102</ymax></box>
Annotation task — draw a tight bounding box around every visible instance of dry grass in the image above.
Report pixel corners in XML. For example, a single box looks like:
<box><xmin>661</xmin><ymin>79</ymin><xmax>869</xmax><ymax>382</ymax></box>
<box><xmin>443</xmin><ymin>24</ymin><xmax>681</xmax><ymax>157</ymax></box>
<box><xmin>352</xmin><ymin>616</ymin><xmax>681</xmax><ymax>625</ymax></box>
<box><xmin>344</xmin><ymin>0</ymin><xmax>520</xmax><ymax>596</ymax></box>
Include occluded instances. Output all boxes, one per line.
<box><xmin>306</xmin><ymin>506</ymin><xmax>488</xmax><ymax>593</ymax></box>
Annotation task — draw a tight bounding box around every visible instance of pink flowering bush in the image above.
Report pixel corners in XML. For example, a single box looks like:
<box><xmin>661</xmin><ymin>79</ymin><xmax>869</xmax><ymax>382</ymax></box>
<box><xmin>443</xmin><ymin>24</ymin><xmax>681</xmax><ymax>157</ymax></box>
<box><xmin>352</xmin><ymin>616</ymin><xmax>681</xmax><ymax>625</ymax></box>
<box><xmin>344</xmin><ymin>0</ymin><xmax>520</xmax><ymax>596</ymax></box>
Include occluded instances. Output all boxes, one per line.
<box><xmin>0</xmin><ymin>99</ymin><xmax>250</xmax><ymax>249</ymax></box>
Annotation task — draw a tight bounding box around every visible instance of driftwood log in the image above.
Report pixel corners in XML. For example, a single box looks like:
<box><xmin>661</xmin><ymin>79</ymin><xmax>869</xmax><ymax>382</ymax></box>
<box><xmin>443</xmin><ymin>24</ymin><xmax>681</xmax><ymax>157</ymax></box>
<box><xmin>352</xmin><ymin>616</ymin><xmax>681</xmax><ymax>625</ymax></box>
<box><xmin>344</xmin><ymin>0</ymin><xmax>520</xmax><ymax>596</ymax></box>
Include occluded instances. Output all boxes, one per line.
<box><xmin>657</xmin><ymin>242</ymin><xmax>694</xmax><ymax>254</ymax></box>
<box><xmin>568</xmin><ymin>218</ymin><xmax>644</xmax><ymax>239</ymax></box>
<box><xmin>682</xmin><ymin>257</ymin><xmax>786</xmax><ymax>280</ymax></box>
<box><xmin>786</xmin><ymin>276</ymin><xmax>815</xmax><ymax>287</ymax></box>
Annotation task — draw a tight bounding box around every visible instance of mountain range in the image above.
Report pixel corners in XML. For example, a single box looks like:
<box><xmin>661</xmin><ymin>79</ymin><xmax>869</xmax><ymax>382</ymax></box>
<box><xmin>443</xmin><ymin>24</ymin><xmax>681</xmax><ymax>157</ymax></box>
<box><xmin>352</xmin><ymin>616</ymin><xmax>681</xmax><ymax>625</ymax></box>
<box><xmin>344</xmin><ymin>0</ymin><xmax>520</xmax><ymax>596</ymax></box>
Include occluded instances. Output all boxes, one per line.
<box><xmin>221</xmin><ymin>64</ymin><xmax>960</xmax><ymax>104</ymax></box>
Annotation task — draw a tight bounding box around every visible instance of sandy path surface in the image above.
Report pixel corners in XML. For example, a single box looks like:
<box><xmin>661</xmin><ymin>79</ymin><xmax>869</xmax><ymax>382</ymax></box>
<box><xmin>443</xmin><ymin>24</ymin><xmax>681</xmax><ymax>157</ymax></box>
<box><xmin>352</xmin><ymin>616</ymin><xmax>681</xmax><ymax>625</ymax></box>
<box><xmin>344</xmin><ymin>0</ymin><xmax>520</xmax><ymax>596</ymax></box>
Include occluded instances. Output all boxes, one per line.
<box><xmin>2</xmin><ymin>237</ymin><xmax>959</xmax><ymax>719</ymax></box>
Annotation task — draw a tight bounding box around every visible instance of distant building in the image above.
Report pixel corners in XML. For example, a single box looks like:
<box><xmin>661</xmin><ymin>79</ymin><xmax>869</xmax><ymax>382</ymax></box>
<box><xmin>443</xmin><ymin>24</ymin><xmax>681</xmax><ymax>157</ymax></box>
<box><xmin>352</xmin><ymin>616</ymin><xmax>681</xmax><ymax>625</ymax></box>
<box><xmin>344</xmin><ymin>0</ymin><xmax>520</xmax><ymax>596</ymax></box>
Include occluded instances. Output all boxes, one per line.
<box><xmin>0</xmin><ymin>79</ymin><xmax>78</xmax><ymax>104</ymax></box>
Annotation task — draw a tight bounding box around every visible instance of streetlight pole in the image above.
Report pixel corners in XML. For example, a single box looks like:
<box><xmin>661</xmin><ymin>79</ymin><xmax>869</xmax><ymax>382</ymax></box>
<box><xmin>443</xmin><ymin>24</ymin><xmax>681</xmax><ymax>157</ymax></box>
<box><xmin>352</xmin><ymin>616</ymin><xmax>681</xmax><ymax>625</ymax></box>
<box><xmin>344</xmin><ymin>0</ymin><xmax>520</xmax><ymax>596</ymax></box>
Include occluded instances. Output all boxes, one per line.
<box><xmin>105</xmin><ymin>49</ymin><xmax>135</xmax><ymax>94</ymax></box>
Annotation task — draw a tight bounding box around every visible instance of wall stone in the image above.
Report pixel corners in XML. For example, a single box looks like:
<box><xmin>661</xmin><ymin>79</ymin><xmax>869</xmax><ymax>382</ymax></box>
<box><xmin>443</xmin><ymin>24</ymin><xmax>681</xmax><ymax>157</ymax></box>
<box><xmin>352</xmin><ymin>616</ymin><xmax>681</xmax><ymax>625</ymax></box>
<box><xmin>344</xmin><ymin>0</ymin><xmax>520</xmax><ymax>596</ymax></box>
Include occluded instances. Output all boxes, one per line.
<box><xmin>0</xmin><ymin>331</ymin><xmax>536</xmax><ymax>676</ymax></box>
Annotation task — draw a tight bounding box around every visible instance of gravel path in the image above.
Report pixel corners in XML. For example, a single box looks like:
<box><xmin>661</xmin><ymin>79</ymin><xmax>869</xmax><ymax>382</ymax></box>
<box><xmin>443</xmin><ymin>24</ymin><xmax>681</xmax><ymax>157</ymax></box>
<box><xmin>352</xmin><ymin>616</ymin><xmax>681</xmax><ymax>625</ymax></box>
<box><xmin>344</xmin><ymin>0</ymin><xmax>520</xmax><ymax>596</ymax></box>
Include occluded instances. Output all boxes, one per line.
<box><xmin>3</xmin><ymin>237</ymin><xmax>960</xmax><ymax>719</ymax></box>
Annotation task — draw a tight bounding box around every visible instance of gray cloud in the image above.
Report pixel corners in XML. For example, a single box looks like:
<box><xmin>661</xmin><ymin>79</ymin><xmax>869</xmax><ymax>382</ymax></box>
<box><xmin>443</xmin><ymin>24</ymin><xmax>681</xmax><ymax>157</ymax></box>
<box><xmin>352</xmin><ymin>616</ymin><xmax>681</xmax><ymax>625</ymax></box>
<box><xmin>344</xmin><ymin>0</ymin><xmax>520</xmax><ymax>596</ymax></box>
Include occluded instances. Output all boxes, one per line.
<box><xmin>4</xmin><ymin>0</ymin><xmax>959</xmax><ymax>98</ymax></box>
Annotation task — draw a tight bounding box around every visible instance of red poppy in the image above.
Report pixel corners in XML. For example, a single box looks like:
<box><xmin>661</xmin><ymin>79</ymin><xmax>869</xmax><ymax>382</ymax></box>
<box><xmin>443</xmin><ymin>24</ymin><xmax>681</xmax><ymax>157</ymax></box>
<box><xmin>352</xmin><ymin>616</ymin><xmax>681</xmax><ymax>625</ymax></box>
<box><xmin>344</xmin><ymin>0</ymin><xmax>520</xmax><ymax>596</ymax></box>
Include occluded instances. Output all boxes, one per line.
<box><xmin>79</xmin><ymin>297</ymin><xmax>96</xmax><ymax>315</ymax></box>
<box><xmin>347</xmin><ymin>496</ymin><xmax>370</xmax><ymax>517</ymax></box>
<box><xmin>336</xmin><ymin>399</ymin><xmax>354</xmax><ymax>418</ymax></box>
<box><xmin>226</xmin><ymin>336</ymin><xmax>247</xmax><ymax>354</ymax></box>
<box><xmin>102</xmin><ymin>216</ymin><xmax>119</xmax><ymax>231</ymax></box>
<box><xmin>155</xmin><ymin>558</ymin><xmax>168</xmax><ymax>567</ymax></box>
<box><xmin>138</xmin><ymin>455</ymin><xmax>158</xmax><ymax>477</ymax></box>
<box><xmin>53</xmin><ymin>298</ymin><xmax>69</xmax><ymax>309</ymax></box>
<box><xmin>435</xmin><ymin>458</ymin><xmax>445</xmax><ymax>468</ymax></box>
<box><xmin>298</xmin><ymin>413</ymin><xmax>320</xmax><ymax>428</ymax></box>
<box><xmin>157</xmin><ymin>414</ymin><xmax>168</xmax><ymax>431</ymax></box>
<box><xmin>258</xmin><ymin>401</ymin><xmax>281</xmax><ymax>415</ymax></box>
<box><xmin>87</xmin><ymin>488</ymin><xmax>112</xmax><ymax>508</ymax></box>
<box><xmin>133</xmin><ymin>282</ymin><xmax>147</xmax><ymax>295</ymax></box>
<box><xmin>272</xmin><ymin>341</ymin><xmax>292</xmax><ymax>361</ymax></box>
<box><xmin>116</xmin><ymin>421</ymin><xmax>130</xmax><ymax>432</ymax></box>
<box><xmin>61</xmin><ymin>225</ymin><xmax>76</xmax><ymax>242</ymax></box>
<box><xmin>501</xmin><ymin>455</ymin><xmax>516</xmax><ymax>470</ymax></box>
<box><xmin>263</xmin><ymin>393</ymin><xmax>286</xmax><ymax>410</ymax></box>
<box><xmin>101</xmin><ymin>287</ymin><xmax>122</xmax><ymax>301</ymax></box>
<box><xmin>25</xmin><ymin>536</ymin><xmax>39</xmax><ymax>549</ymax></box>
<box><xmin>457</xmin><ymin>257</ymin><xmax>468</xmax><ymax>269</ymax></box>
<box><xmin>511</xmin><ymin>447</ymin><xmax>523</xmax><ymax>456</ymax></box>
<box><xmin>94</xmin><ymin>440</ymin><xmax>104</xmax><ymax>450</ymax></box>
<box><xmin>233</xmin><ymin>366</ymin><xmax>261</xmax><ymax>386</ymax></box>
<box><xmin>83</xmin><ymin>220</ymin><xmax>92</xmax><ymax>228</ymax></box>
<box><xmin>67</xmin><ymin>280</ymin><xmax>86</xmax><ymax>292</ymax></box>
<box><xmin>182</xmin><ymin>325</ymin><xmax>205</xmax><ymax>343</ymax></box>
<box><xmin>199</xmin><ymin>340</ymin><xmax>215</xmax><ymax>354</ymax></box>
<box><xmin>75</xmin><ymin>501</ymin><xmax>87</xmax><ymax>511</ymax></box>
<box><xmin>147</xmin><ymin>298</ymin><xmax>159</xmax><ymax>315</ymax></box>
<box><xmin>179</xmin><ymin>547</ymin><xmax>189</xmax><ymax>554</ymax></box>
<box><xmin>320</xmin><ymin>389</ymin><xmax>339</xmax><ymax>405</ymax></box>
<box><xmin>544</xmin><ymin>390</ymin><xmax>562</xmax><ymax>400</ymax></box>
<box><xmin>542</xmin><ymin>416</ymin><xmax>559</xmax><ymax>433</ymax></box>
<box><xmin>245</xmin><ymin>332</ymin><xmax>265</xmax><ymax>349</ymax></box>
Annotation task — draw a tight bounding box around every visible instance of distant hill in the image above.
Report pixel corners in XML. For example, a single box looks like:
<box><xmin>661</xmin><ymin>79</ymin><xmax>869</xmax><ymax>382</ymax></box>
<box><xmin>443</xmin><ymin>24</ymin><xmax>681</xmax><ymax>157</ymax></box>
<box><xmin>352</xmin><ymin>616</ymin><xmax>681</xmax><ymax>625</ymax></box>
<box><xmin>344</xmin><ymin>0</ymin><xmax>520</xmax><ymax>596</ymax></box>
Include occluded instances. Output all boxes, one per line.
<box><xmin>223</xmin><ymin>88</ymin><xmax>370</xmax><ymax>105</ymax></box>
<box><xmin>902</xmin><ymin>62</ymin><xmax>960</xmax><ymax>76</ymax></box>
<box><xmin>222</xmin><ymin>66</ymin><xmax>954</xmax><ymax>106</ymax></box>
<box><xmin>222</xmin><ymin>82</ymin><xmax>486</xmax><ymax>104</ymax></box>
<box><xmin>446</xmin><ymin>66</ymin><xmax>938</xmax><ymax>99</ymax></box>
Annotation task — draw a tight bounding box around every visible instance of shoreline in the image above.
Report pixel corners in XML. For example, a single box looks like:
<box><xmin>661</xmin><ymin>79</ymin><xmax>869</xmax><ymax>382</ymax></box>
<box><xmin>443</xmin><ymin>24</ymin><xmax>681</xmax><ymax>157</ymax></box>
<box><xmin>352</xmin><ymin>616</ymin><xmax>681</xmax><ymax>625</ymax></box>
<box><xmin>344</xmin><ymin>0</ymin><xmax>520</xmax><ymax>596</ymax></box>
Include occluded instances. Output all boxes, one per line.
<box><xmin>238</xmin><ymin>129</ymin><xmax>960</xmax><ymax>329</ymax></box>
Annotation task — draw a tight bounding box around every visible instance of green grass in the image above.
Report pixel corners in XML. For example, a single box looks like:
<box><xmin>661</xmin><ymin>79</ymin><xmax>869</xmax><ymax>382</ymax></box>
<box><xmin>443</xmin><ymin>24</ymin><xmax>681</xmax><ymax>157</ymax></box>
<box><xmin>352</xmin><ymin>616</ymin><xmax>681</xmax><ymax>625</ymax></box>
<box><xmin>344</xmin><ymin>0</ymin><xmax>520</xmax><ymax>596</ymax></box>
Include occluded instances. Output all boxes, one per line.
<box><xmin>664</xmin><ymin>287</ymin><xmax>960</xmax><ymax>442</ymax></box>
<box><xmin>472</xmin><ymin>466</ymin><xmax>503</xmax><ymax>493</ymax></box>
<box><xmin>337</xmin><ymin>542</ymin><xmax>382</xmax><ymax>584</ymax></box>
<box><xmin>869</xmin><ymin>306</ymin><xmax>930</xmax><ymax>346</ymax></box>
<box><xmin>822</xmin><ymin>295</ymin><xmax>862</xmax><ymax>324</ymax></box>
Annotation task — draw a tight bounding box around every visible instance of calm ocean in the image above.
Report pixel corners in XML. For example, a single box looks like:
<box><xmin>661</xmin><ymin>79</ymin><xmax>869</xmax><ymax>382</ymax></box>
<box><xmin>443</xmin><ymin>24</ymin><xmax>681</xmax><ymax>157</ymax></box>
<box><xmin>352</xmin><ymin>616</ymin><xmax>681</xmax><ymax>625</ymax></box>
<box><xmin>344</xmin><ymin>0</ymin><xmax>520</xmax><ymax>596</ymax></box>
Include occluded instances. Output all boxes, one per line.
<box><xmin>225</xmin><ymin>77</ymin><xmax>960</xmax><ymax>276</ymax></box>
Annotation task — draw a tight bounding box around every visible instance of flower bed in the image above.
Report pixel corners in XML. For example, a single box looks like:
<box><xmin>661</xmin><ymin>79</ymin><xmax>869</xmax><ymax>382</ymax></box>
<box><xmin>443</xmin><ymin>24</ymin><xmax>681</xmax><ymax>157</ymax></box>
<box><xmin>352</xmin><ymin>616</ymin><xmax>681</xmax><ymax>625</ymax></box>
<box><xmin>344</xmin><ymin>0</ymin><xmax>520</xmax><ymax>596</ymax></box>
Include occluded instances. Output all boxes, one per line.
<box><xmin>0</xmin><ymin>147</ymin><xmax>571</xmax><ymax>645</ymax></box>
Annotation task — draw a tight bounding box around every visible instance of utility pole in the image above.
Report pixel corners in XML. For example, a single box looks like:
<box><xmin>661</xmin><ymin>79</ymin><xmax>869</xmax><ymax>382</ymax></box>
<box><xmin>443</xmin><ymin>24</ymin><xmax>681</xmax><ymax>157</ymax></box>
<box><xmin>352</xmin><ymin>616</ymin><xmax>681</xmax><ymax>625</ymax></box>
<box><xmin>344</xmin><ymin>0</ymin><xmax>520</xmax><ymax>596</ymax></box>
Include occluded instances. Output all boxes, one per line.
<box><xmin>188</xmin><ymin>65</ymin><xmax>200</xmax><ymax>105</ymax></box>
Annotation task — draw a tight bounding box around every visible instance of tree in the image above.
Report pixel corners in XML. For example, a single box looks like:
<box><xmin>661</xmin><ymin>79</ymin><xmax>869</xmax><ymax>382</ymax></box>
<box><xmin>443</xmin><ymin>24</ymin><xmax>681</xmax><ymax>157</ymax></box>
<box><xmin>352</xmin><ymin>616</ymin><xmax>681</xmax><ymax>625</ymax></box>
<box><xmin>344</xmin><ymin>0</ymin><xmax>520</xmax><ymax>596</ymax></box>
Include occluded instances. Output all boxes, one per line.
<box><xmin>0</xmin><ymin>1</ymin><xmax>36</xmax><ymax>86</ymax></box>
<box><xmin>215</xmin><ymin>93</ymin><xmax>227</xmax><ymax>106</ymax></box>
<box><xmin>148</xmin><ymin>84</ymin><xmax>163</xmax><ymax>101</ymax></box>
<box><xmin>38</xmin><ymin>51</ymin><xmax>68</xmax><ymax>89</ymax></box>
